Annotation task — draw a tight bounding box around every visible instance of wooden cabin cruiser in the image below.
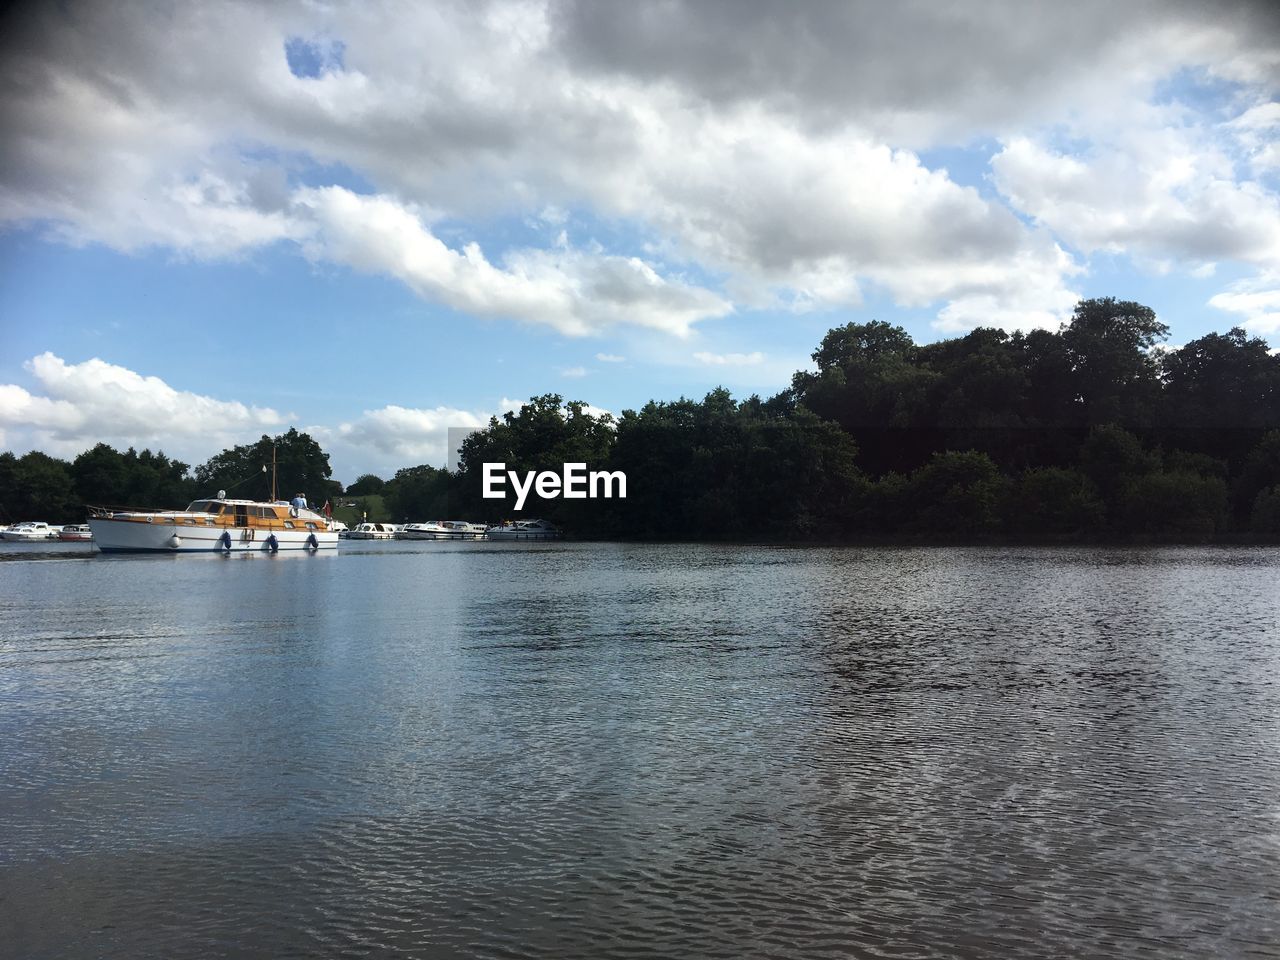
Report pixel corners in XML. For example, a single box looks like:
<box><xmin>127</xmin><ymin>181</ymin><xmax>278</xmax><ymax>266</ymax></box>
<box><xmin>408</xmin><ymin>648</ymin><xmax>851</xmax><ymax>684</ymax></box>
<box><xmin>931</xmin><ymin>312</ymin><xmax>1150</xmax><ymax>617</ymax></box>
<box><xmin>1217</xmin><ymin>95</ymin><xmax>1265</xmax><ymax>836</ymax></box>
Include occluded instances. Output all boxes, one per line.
<box><xmin>346</xmin><ymin>521</ymin><xmax>398</xmax><ymax>540</ymax></box>
<box><xmin>485</xmin><ymin>519</ymin><xmax>563</xmax><ymax>541</ymax></box>
<box><xmin>57</xmin><ymin>524</ymin><xmax>94</xmax><ymax>542</ymax></box>
<box><xmin>0</xmin><ymin>521</ymin><xmax>57</xmax><ymax>541</ymax></box>
<box><xmin>87</xmin><ymin>497</ymin><xmax>339</xmax><ymax>553</ymax></box>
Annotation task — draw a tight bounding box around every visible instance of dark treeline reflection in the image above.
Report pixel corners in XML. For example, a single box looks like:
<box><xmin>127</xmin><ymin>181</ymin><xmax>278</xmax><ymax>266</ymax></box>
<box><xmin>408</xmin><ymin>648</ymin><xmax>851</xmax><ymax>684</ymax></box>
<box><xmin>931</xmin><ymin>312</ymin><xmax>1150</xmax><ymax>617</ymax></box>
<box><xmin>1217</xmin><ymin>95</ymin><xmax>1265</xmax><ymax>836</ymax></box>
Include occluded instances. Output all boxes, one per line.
<box><xmin>5</xmin><ymin>298</ymin><xmax>1280</xmax><ymax>540</ymax></box>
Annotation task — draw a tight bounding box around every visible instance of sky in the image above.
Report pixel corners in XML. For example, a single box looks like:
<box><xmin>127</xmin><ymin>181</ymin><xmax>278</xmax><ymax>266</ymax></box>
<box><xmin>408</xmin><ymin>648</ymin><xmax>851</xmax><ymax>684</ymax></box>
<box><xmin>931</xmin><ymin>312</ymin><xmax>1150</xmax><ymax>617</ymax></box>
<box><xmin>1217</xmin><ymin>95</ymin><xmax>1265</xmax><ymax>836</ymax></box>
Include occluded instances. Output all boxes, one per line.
<box><xmin>1</xmin><ymin>0</ymin><xmax>1279</xmax><ymax>484</ymax></box>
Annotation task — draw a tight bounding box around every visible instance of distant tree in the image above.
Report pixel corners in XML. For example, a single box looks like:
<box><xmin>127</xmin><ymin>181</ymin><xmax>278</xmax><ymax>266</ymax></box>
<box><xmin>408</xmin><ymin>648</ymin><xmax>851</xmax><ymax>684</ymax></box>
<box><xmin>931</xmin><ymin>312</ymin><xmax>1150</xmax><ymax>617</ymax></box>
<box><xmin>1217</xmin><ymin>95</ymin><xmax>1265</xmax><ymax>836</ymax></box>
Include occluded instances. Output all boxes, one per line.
<box><xmin>792</xmin><ymin>320</ymin><xmax>939</xmax><ymax>474</ymax></box>
<box><xmin>456</xmin><ymin>395</ymin><xmax>617</xmax><ymax>526</ymax></box>
<box><xmin>1007</xmin><ymin>467</ymin><xmax>1104</xmax><ymax>538</ymax></box>
<box><xmin>1061</xmin><ymin>297</ymin><xmax>1168</xmax><ymax>428</ymax></box>
<box><xmin>1121</xmin><ymin>471</ymin><xmax>1228</xmax><ymax>540</ymax></box>
<box><xmin>383</xmin><ymin>465</ymin><xmax>451</xmax><ymax>520</ymax></box>
<box><xmin>903</xmin><ymin>450</ymin><xmax>1009</xmax><ymax>538</ymax></box>
<box><xmin>1159</xmin><ymin>327</ymin><xmax>1280</xmax><ymax>468</ymax></box>
<box><xmin>1234</xmin><ymin>430</ymin><xmax>1280</xmax><ymax>522</ymax></box>
<box><xmin>0</xmin><ymin>451</ymin><xmax>78</xmax><ymax>523</ymax></box>
<box><xmin>1250</xmin><ymin>485</ymin><xmax>1280</xmax><ymax>535</ymax></box>
<box><xmin>194</xmin><ymin>428</ymin><xmax>333</xmax><ymax>504</ymax></box>
<box><xmin>346</xmin><ymin>473</ymin><xmax>385</xmax><ymax>497</ymax></box>
<box><xmin>70</xmin><ymin>443</ymin><xmax>130</xmax><ymax>505</ymax></box>
<box><xmin>1079</xmin><ymin>423</ymin><xmax>1159</xmax><ymax>524</ymax></box>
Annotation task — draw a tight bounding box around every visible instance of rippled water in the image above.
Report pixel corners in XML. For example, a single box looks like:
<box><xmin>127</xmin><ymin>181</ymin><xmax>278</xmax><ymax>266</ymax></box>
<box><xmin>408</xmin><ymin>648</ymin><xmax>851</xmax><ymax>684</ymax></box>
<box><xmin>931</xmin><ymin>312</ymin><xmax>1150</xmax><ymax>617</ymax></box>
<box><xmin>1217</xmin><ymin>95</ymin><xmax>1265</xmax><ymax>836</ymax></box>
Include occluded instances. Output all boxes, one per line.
<box><xmin>1</xmin><ymin>542</ymin><xmax>1278</xmax><ymax>958</ymax></box>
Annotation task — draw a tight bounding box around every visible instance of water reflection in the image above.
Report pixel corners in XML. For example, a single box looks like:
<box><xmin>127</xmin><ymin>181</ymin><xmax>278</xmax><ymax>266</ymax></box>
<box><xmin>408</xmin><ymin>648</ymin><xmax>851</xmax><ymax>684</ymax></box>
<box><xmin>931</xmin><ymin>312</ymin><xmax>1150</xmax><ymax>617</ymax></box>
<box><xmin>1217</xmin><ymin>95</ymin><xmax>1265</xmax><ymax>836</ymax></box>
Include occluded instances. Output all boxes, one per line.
<box><xmin>1</xmin><ymin>544</ymin><xmax>1278</xmax><ymax>958</ymax></box>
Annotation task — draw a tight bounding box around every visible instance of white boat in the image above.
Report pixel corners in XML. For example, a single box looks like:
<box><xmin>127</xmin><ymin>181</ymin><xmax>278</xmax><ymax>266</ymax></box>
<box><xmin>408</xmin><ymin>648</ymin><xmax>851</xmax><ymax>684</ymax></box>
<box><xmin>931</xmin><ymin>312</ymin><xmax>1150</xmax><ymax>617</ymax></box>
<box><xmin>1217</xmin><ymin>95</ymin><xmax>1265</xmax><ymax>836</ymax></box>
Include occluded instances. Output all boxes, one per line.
<box><xmin>57</xmin><ymin>524</ymin><xmax>94</xmax><ymax>542</ymax></box>
<box><xmin>346</xmin><ymin>521</ymin><xmax>398</xmax><ymax>540</ymax></box>
<box><xmin>485</xmin><ymin>519</ymin><xmax>563</xmax><ymax>541</ymax></box>
<box><xmin>398</xmin><ymin>520</ymin><xmax>488</xmax><ymax>540</ymax></box>
<box><xmin>397</xmin><ymin>522</ymin><xmax>445</xmax><ymax>540</ymax></box>
<box><xmin>1</xmin><ymin>521</ymin><xmax>57</xmax><ymax>541</ymax></box>
<box><xmin>88</xmin><ymin>497</ymin><xmax>339</xmax><ymax>553</ymax></box>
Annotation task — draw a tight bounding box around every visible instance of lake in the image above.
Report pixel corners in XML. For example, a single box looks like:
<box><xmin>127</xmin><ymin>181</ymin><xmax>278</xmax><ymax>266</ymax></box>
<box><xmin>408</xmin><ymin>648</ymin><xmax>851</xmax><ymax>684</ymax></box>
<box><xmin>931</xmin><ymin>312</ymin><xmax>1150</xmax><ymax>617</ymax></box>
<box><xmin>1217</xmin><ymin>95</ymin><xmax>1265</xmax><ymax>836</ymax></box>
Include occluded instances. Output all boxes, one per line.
<box><xmin>1</xmin><ymin>541</ymin><xmax>1278</xmax><ymax>958</ymax></box>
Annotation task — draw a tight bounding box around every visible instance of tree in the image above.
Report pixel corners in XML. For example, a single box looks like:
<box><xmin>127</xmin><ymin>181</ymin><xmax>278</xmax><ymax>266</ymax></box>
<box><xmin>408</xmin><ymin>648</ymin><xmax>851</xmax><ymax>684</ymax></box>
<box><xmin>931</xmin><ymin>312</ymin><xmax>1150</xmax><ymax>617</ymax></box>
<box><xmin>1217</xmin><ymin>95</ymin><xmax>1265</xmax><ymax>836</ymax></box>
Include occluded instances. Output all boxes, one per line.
<box><xmin>792</xmin><ymin>320</ymin><xmax>939</xmax><ymax>474</ymax></box>
<box><xmin>347</xmin><ymin>474</ymin><xmax>386</xmax><ymax>497</ymax></box>
<box><xmin>194</xmin><ymin>428</ymin><xmax>333</xmax><ymax>503</ymax></box>
<box><xmin>70</xmin><ymin>444</ymin><xmax>130</xmax><ymax>505</ymax></box>
<box><xmin>1061</xmin><ymin>297</ymin><xmax>1168</xmax><ymax>428</ymax></box>
<box><xmin>455</xmin><ymin>395</ymin><xmax>617</xmax><ymax>526</ymax></box>
<box><xmin>383</xmin><ymin>465</ymin><xmax>451</xmax><ymax>520</ymax></box>
<box><xmin>0</xmin><ymin>451</ymin><xmax>79</xmax><ymax>523</ymax></box>
<box><xmin>1007</xmin><ymin>467</ymin><xmax>1104</xmax><ymax>538</ymax></box>
<box><xmin>903</xmin><ymin>450</ymin><xmax>1009</xmax><ymax>538</ymax></box>
<box><xmin>1160</xmin><ymin>328</ymin><xmax>1280</xmax><ymax>467</ymax></box>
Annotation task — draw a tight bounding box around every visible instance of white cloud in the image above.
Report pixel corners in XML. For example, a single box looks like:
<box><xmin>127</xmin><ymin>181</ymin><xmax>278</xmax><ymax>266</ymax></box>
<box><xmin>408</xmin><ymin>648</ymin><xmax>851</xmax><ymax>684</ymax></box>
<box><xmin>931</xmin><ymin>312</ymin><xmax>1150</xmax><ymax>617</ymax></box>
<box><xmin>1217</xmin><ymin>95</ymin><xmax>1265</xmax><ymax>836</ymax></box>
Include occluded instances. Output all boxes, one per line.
<box><xmin>0</xmin><ymin>0</ymin><xmax>1277</xmax><ymax>340</ymax></box>
<box><xmin>498</xmin><ymin>396</ymin><xmax>612</xmax><ymax>421</ymax></box>
<box><xmin>595</xmin><ymin>352</ymin><xmax>625</xmax><ymax>362</ymax></box>
<box><xmin>0</xmin><ymin>353</ymin><xmax>284</xmax><ymax>460</ymax></box>
<box><xmin>327</xmin><ymin>403</ymin><xmax>490</xmax><ymax>471</ymax></box>
<box><xmin>559</xmin><ymin>365</ymin><xmax>587</xmax><ymax>377</ymax></box>
<box><xmin>693</xmin><ymin>351</ymin><xmax>765</xmax><ymax>366</ymax></box>
<box><xmin>293</xmin><ymin>186</ymin><xmax>730</xmax><ymax>336</ymax></box>
<box><xmin>1208</xmin><ymin>277</ymin><xmax>1280</xmax><ymax>334</ymax></box>
<box><xmin>992</xmin><ymin>131</ymin><xmax>1280</xmax><ymax>269</ymax></box>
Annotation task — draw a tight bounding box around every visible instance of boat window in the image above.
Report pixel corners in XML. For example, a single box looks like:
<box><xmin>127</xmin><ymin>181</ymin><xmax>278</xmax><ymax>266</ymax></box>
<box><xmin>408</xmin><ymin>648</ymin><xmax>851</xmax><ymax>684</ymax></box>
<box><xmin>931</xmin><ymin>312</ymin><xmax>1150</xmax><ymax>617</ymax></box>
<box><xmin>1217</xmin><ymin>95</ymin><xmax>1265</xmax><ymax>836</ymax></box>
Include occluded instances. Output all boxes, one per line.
<box><xmin>284</xmin><ymin>521</ymin><xmax>294</xmax><ymax>529</ymax></box>
<box><xmin>305</xmin><ymin>522</ymin><xmax>317</xmax><ymax>530</ymax></box>
<box><xmin>187</xmin><ymin>500</ymin><xmax>211</xmax><ymax>513</ymax></box>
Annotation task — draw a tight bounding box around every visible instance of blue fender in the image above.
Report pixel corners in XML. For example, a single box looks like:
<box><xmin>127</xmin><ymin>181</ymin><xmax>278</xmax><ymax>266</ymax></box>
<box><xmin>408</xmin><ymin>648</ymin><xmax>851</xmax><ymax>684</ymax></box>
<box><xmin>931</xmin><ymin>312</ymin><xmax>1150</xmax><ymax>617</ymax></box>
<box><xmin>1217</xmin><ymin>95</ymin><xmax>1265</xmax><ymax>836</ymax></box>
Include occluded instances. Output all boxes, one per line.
<box><xmin>218</xmin><ymin>530</ymin><xmax>232</xmax><ymax>551</ymax></box>
<box><xmin>265</xmin><ymin>533</ymin><xmax>279</xmax><ymax>553</ymax></box>
<box><xmin>306</xmin><ymin>532</ymin><xmax>319</xmax><ymax>551</ymax></box>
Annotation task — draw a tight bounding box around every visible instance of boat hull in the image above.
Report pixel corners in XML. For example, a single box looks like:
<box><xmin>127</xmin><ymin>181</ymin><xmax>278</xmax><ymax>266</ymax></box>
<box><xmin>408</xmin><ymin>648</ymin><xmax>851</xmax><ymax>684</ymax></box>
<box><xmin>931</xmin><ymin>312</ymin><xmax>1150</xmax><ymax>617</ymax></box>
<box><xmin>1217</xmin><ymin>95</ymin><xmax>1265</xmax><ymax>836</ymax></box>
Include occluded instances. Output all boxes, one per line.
<box><xmin>88</xmin><ymin>517</ymin><xmax>338</xmax><ymax>552</ymax></box>
<box><xmin>486</xmin><ymin>529</ymin><xmax>562</xmax><ymax>541</ymax></box>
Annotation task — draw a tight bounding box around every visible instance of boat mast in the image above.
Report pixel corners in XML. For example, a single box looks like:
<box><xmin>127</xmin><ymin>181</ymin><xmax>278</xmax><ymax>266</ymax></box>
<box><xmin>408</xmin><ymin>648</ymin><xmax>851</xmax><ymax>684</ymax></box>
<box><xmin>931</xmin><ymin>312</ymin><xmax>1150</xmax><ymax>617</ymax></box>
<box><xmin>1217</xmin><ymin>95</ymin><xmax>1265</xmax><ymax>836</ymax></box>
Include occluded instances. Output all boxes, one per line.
<box><xmin>271</xmin><ymin>442</ymin><xmax>278</xmax><ymax>502</ymax></box>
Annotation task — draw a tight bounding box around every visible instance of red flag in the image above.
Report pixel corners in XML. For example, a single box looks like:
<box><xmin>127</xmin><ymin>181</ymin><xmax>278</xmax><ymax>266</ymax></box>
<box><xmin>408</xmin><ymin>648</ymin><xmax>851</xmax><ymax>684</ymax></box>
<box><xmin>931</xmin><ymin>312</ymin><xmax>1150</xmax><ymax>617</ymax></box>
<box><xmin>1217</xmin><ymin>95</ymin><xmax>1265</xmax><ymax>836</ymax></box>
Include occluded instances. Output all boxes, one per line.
<box><xmin>322</xmin><ymin>500</ymin><xmax>332</xmax><ymax>518</ymax></box>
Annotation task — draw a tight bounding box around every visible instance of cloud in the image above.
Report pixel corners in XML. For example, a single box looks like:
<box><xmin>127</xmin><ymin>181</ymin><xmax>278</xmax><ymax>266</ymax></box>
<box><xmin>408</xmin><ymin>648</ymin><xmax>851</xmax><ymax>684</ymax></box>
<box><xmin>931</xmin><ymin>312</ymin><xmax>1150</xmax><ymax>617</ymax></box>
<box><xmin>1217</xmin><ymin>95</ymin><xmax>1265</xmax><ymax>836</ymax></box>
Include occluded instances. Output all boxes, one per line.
<box><xmin>0</xmin><ymin>353</ymin><xmax>285</xmax><ymax>460</ymax></box>
<box><xmin>327</xmin><ymin>403</ymin><xmax>490</xmax><ymax>470</ymax></box>
<box><xmin>293</xmin><ymin>186</ymin><xmax>730</xmax><ymax>336</ymax></box>
<box><xmin>693</xmin><ymin>351</ymin><xmax>765</xmax><ymax>366</ymax></box>
<box><xmin>595</xmin><ymin>352</ymin><xmax>625</xmax><ymax>362</ymax></box>
<box><xmin>549</xmin><ymin>0</ymin><xmax>1280</xmax><ymax>142</ymax></box>
<box><xmin>992</xmin><ymin>133</ymin><xmax>1280</xmax><ymax>269</ymax></box>
<box><xmin>1208</xmin><ymin>277</ymin><xmax>1280</xmax><ymax>334</ymax></box>
<box><xmin>559</xmin><ymin>365</ymin><xmax>587</xmax><ymax>377</ymax></box>
<box><xmin>0</xmin><ymin>0</ymin><xmax>1276</xmax><ymax>338</ymax></box>
<box><xmin>498</xmin><ymin>396</ymin><xmax>612</xmax><ymax>421</ymax></box>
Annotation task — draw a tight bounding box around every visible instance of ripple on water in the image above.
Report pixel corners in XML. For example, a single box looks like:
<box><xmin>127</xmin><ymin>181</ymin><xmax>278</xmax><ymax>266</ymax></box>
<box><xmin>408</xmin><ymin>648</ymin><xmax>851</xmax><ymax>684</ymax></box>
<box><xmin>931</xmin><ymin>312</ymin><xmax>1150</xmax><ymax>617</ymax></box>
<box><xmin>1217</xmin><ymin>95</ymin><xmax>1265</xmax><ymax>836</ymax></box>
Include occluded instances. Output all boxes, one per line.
<box><xmin>1</xmin><ymin>543</ymin><xmax>1279</xmax><ymax>958</ymax></box>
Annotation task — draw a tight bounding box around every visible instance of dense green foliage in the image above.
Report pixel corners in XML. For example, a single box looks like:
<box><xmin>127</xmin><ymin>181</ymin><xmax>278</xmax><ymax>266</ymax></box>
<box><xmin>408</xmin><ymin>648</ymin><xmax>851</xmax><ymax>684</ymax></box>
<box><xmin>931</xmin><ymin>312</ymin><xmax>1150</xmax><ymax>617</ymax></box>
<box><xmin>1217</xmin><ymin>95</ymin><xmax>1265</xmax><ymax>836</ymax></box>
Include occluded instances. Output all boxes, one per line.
<box><xmin>0</xmin><ymin>430</ymin><xmax>339</xmax><ymax>524</ymax></box>
<box><xmin>193</xmin><ymin>428</ymin><xmax>339</xmax><ymax>504</ymax></box>
<box><xmin>2</xmin><ymin>298</ymin><xmax>1278</xmax><ymax>539</ymax></box>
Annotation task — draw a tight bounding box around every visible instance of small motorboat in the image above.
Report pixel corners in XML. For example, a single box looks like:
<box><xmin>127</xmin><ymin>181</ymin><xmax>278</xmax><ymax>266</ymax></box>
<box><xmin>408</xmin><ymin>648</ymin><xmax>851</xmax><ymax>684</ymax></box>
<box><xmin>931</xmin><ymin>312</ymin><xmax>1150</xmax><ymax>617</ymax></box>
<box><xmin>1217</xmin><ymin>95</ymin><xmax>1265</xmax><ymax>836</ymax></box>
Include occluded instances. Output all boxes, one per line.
<box><xmin>346</xmin><ymin>522</ymin><xmax>398</xmax><ymax>540</ymax></box>
<box><xmin>57</xmin><ymin>524</ymin><xmax>94</xmax><ymax>542</ymax></box>
<box><xmin>1</xmin><ymin>521</ymin><xmax>57</xmax><ymax>541</ymax></box>
<box><xmin>485</xmin><ymin>519</ymin><xmax>563</xmax><ymax>541</ymax></box>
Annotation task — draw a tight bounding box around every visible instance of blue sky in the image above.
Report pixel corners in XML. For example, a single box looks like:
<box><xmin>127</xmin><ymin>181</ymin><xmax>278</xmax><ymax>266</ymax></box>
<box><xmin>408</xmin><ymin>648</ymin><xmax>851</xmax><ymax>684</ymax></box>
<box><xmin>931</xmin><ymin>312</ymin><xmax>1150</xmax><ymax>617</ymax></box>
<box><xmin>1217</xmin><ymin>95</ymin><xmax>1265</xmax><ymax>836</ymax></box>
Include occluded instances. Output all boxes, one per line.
<box><xmin>2</xmin><ymin>1</ymin><xmax>1278</xmax><ymax>483</ymax></box>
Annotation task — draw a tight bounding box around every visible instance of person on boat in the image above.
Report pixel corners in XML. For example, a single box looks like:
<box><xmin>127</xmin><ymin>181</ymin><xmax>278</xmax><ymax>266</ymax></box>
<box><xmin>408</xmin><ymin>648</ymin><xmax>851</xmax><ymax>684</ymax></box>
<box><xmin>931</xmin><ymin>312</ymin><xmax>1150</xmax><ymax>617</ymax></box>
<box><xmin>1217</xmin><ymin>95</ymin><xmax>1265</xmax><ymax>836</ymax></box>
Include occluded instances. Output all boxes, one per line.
<box><xmin>291</xmin><ymin>492</ymin><xmax>308</xmax><ymax>514</ymax></box>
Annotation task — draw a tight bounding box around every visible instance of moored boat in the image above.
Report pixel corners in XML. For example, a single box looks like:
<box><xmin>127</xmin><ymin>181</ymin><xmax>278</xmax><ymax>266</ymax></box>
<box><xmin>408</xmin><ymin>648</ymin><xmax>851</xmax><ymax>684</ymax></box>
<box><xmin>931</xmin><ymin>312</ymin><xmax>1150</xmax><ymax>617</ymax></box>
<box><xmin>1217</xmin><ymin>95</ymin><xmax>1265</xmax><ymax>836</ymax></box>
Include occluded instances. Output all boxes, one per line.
<box><xmin>88</xmin><ymin>497</ymin><xmax>339</xmax><ymax>553</ymax></box>
<box><xmin>57</xmin><ymin>524</ymin><xmax>94</xmax><ymax>542</ymax></box>
<box><xmin>485</xmin><ymin>519</ymin><xmax>562</xmax><ymax>541</ymax></box>
<box><xmin>0</xmin><ymin>521</ymin><xmax>57</xmax><ymax>541</ymax></box>
<box><xmin>346</xmin><ymin>521</ymin><xmax>398</xmax><ymax>540</ymax></box>
<box><xmin>398</xmin><ymin>520</ymin><xmax>488</xmax><ymax>540</ymax></box>
<box><xmin>397</xmin><ymin>521</ymin><xmax>446</xmax><ymax>540</ymax></box>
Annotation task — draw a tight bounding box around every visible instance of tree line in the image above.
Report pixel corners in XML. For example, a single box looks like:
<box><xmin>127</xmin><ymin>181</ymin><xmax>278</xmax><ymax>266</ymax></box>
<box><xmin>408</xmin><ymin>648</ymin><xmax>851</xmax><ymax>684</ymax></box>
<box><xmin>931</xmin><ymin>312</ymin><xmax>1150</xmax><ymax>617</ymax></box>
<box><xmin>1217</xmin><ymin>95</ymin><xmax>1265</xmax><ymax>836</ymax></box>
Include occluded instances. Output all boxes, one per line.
<box><xmin>3</xmin><ymin>298</ymin><xmax>1279</xmax><ymax>540</ymax></box>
